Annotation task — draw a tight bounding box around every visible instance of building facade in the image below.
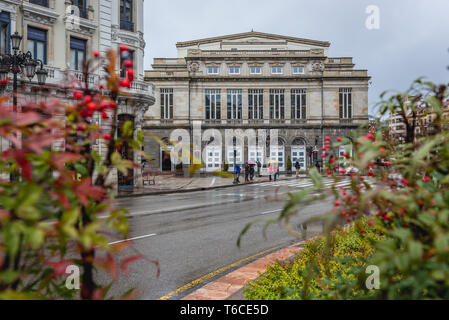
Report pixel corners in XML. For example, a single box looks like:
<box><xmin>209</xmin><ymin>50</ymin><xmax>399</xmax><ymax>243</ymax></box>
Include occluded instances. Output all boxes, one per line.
<box><xmin>0</xmin><ymin>0</ymin><xmax>155</xmax><ymax>188</ymax></box>
<box><xmin>144</xmin><ymin>32</ymin><xmax>370</xmax><ymax>173</ymax></box>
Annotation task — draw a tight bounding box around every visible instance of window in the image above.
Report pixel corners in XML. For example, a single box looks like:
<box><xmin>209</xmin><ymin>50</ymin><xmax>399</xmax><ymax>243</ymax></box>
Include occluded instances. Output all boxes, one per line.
<box><xmin>271</xmin><ymin>66</ymin><xmax>283</xmax><ymax>74</ymax></box>
<box><xmin>27</xmin><ymin>27</ymin><xmax>47</xmax><ymax>64</ymax></box>
<box><xmin>207</xmin><ymin>67</ymin><xmax>219</xmax><ymax>75</ymax></box>
<box><xmin>293</xmin><ymin>66</ymin><xmax>305</xmax><ymax>74</ymax></box>
<box><xmin>248</xmin><ymin>89</ymin><xmax>263</xmax><ymax>120</ymax></box>
<box><xmin>291</xmin><ymin>89</ymin><xmax>306</xmax><ymax>120</ymax></box>
<box><xmin>250</xmin><ymin>66</ymin><xmax>262</xmax><ymax>74</ymax></box>
<box><xmin>270</xmin><ymin>89</ymin><xmax>285</xmax><ymax>120</ymax></box>
<box><xmin>227</xmin><ymin>89</ymin><xmax>242</xmax><ymax>120</ymax></box>
<box><xmin>339</xmin><ymin>88</ymin><xmax>353</xmax><ymax>119</ymax></box>
<box><xmin>29</xmin><ymin>0</ymin><xmax>49</xmax><ymax>7</ymax></box>
<box><xmin>0</xmin><ymin>12</ymin><xmax>10</xmax><ymax>55</ymax></box>
<box><xmin>70</xmin><ymin>0</ymin><xmax>87</xmax><ymax>19</ymax></box>
<box><xmin>160</xmin><ymin>88</ymin><xmax>173</xmax><ymax>120</ymax></box>
<box><xmin>205</xmin><ymin>89</ymin><xmax>221</xmax><ymax>120</ymax></box>
<box><xmin>229</xmin><ymin>66</ymin><xmax>240</xmax><ymax>75</ymax></box>
<box><xmin>120</xmin><ymin>0</ymin><xmax>134</xmax><ymax>31</ymax></box>
<box><xmin>70</xmin><ymin>37</ymin><xmax>87</xmax><ymax>71</ymax></box>
<box><xmin>120</xmin><ymin>49</ymin><xmax>134</xmax><ymax>77</ymax></box>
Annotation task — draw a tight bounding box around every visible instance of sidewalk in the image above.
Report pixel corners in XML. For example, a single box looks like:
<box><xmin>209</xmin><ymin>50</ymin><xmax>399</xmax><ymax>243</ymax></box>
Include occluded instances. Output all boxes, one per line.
<box><xmin>117</xmin><ymin>174</ymin><xmax>297</xmax><ymax>198</ymax></box>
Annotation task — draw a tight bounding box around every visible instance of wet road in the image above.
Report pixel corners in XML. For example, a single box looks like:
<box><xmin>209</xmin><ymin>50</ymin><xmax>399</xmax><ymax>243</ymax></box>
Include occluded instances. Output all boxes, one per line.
<box><xmin>98</xmin><ymin>177</ymin><xmax>352</xmax><ymax>300</ymax></box>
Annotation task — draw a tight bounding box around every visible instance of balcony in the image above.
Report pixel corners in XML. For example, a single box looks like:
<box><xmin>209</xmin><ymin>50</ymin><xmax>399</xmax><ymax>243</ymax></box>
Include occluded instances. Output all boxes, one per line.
<box><xmin>120</xmin><ymin>20</ymin><xmax>134</xmax><ymax>32</ymax></box>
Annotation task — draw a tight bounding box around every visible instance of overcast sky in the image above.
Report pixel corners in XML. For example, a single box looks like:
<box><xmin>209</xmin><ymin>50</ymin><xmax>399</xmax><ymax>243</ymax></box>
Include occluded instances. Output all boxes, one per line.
<box><xmin>143</xmin><ymin>0</ymin><xmax>449</xmax><ymax>116</ymax></box>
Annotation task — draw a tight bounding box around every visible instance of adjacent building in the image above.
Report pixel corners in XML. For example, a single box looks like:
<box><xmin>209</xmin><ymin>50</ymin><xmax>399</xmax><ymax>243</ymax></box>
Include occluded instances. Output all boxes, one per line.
<box><xmin>0</xmin><ymin>0</ymin><xmax>155</xmax><ymax>188</ymax></box>
<box><xmin>144</xmin><ymin>32</ymin><xmax>370</xmax><ymax>173</ymax></box>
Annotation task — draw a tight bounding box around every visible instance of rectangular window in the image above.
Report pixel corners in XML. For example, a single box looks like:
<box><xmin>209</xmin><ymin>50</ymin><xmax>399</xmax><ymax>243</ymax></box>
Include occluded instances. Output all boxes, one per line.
<box><xmin>205</xmin><ymin>89</ymin><xmax>221</xmax><ymax>120</ymax></box>
<box><xmin>271</xmin><ymin>66</ymin><xmax>283</xmax><ymax>74</ymax></box>
<box><xmin>270</xmin><ymin>89</ymin><xmax>285</xmax><ymax>119</ymax></box>
<box><xmin>207</xmin><ymin>67</ymin><xmax>219</xmax><ymax>75</ymax></box>
<box><xmin>229</xmin><ymin>66</ymin><xmax>240</xmax><ymax>74</ymax></box>
<box><xmin>250</xmin><ymin>66</ymin><xmax>262</xmax><ymax>74</ymax></box>
<box><xmin>70</xmin><ymin>0</ymin><xmax>87</xmax><ymax>19</ymax></box>
<box><xmin>227</xmin><ymin>89</ymin><xmax>242</xmax><ymax>120</ymax></box>
<box><xmin>339</xmin><ymin>88</ymin><xmax>353</xmax><ymax>119</ymax></box>
<box><xmin>69</xmin><ymin>37</ymin><xmax>87</xmax><ymax>71</ymax></box>
<box><xmin>27</xmin><ymin>26</ymin><xmax>47</xmax><ymax>64</ymax></box>
<box><xmin>248</xmin><ymin>89</ymin><xmax>264</xmax><ymax>120</ymax></box>
<box><xmin>0</xmin><ymin>12</ymin><xmax>10</xmax><ymax>55</ymax></box>
<box><xmin>120</xmin><ymin>0</ymin><xmax>134</xmax><ymax>31</ymax></box>
<box><xmin>30</xmin><ymin>0</ymin><xmax>49</xmax><ymax>7</ymax></box>
<box><xmin>291</xmin><ymin>89</ymin><xmax>307</xmax><ymax>120</ymax></box>
<box><xmin>160</xmin><ymin>88</ymin><xmax>174</xmax><ymax>120</ymax></box>
<box><xmin>293</xmin><ymin>66</ymin><xmax>305</xmax><ymax>74</ymax></box>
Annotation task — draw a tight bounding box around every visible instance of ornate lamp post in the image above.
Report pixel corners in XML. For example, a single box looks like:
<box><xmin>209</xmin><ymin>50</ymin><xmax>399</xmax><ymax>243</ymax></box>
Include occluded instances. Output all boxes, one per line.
<box><xmin>0</xmin><ymin>32</ymin><xmax>48</xmax><ymax>108</ymax></box>
<box><xmin>0</xmin><ymin>32</ymin><xmax>48</xmax><ymax>181</ymax></box>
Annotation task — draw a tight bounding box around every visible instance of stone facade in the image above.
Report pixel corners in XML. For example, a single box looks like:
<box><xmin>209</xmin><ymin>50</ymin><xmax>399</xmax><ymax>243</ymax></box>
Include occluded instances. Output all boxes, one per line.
<box><xmin>144</xmin><ymin>32</ymin><xmax>370</xmax><ymax>173</ymax></box>
<box><xmin>0</xmin><ymin>0</ymin><xmax>155</xmax><ymax>188</ymax></box>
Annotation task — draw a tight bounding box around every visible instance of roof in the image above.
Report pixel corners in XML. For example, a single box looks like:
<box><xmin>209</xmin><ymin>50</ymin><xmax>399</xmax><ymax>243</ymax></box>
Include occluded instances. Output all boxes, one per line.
<box><xmin>176</xmin><ymin>31</ymin><xmax>331</xmax><ymax>48</ymax></box>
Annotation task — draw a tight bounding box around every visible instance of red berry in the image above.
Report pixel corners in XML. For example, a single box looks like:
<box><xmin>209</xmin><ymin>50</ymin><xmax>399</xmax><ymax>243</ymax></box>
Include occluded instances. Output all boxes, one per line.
<box><xmin>340</xmin><ymin>169</ymin><xmax>346</xmax><ymax>174</ymax></box>
<box><xmin>93</xmin><ymin>50</ymin><xmax>100</xmax><ymax>58</ymax></box>
<box><xmin>368</xmin><ymin>221</ymin><xmax>374</xmax><ymax>226</ymax></box>
<box><xmin>384</xmin><ymin>215</ymin><xmax>390</xmax><ymax>221</ymax></box>
<box><xmin>124</xmin><ymin>60</ymin><xmax>133</xmax><ymax>68</ymax></box>
<box><xmin>335</xmin><ymin>201</ymin><xmax>341</xmax><ymax>207</ymax></box>
<box><xmin>361</xmin><ymin>229</ymin><xmax>366</xmax><ymax>234</ymax></box>
<box><xmin>423</xmin><ymin>176</ymin><xmax>430</xmax><ymax>182</ymax></box>
<box><xmin>87</xmin><ymin>102</ymin><xmax>97</xmax><ymax>111</ymax></box>
<box><xmin>127</xmin><ymin>69</ymin><xmax>134</xmax><ymax>81</ymax></box>
<box><xmin>101</xmin><ymin>111</ymin><xmax>109</xmax><ymax>119</ymax></box>
<box><xmin>401</xmin><ymin>179</ymin><xmax>409</xmax><ymax>186</ymax></box>
<box><xmin>343</xmin><ymin>192</ymin><xmax>347</xmax><ymax>196</ymax></box>
<box><xmin>104</xmin><ymin>134</ymin><xmax>111</xmax><ymax>140</ymax></box>
<box><xmin>74</xmin><ymin>91</ymin><xmax>83</xmax><ymax>100</ymax></box>
<box><xmin>119</xmin><ymin>44</ymin><xmax>128</xmax><ymax>52</ymax></box>
<box><xmin>321</xmin><ymin>147</ymin><xmax>326</xmax><ymax>152</ymax></box>
<box><xmin>109</xmin><ymin>101</ymin><xmax>117</xmax><ymax>109</ymax></box>
<box><xmin>120</xmin><ymin>78</ymin><xmax>131</xmax><ymax>88</ymax></box>
<box><xmin>346</xmin><ymin>217</ymin><xmax>351</xmax><ymax>222</ymax></box>
<box><xmin>84</xmin><ymin>95</ymin><xmax>92</xmax><ymax>104</ymax></box>
<box><xmin>327</xmin><ymin>169</ymin><xmax>332</xmax><ymax>175</ymax></box>
<box><xmin>353</xmin><ymin>197</ymin><xmax>358</xmax><ymax>201</ymax></box>
<box><xmin>367</xmin><ymin>134</ymin><xmax>374</xmax><ymax>140</ymax></box>
<box><xmin>76</xmin><ymin>125</ymin><xmax>84</xmax><ymax>131</ymax></box>
<box><xmin>325</xmin><ymin>136</ymin><xmax>331</xmax><ymax>141</ymax></box>
<box><xmin>330</xmin><ymin>158</ymin><xmax>335</xmax><ymax>163</ymax></box>
<box><xmin>99</xmin><ymin>83</ymin><xmax>104</xmax><ymax>90</ymax></box>
<box><xmin>368</xmin><ymin>171</ymin><xmax>374</xmax><ymax>176</ymax></box>
<box><xmin>340</xmin><ymin>211</ymin><xmax>346</xmax><ymax>216</ymax></box>
<box><xmin>100</xmin><ymin>101</ymin><xmax>109</xmax><ymax>110</ymax></box>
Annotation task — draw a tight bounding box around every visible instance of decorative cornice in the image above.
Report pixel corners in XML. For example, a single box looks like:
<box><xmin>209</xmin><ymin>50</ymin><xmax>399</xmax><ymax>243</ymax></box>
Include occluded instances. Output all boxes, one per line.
<box><xmin>22</xmin><ymin>2</ymin><xmax>59</xmax><ymax>26</ymax></box>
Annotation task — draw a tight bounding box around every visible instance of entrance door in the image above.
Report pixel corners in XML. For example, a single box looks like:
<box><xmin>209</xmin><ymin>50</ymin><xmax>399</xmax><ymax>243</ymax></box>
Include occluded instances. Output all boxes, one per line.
<box><xmin>117</xmin><ymin>114</ymin><xmax>135</xmax><ymax>189</ymax></box>
<box><xmin>270</xmin><ymin>146</ymin><xmax>285</xmax><ymax>172</ymax></box>
<box><xmin>205</xmin><ymin>146</ymin><xmax>222</xmax><ymax>172</ymax></box>
<box><xmin>161</xmin><ymin>146</ymin><xmax>174</xmax><ymax>171</ymax></box>
<box><xmin>291</xmin><ymin>146</ymin><xmax>306</xmax><ymax>170</ymax></box>
<box><xmin>227</xmin><ymin>146</ymin><xmax>243</xmax><ymax>172</ymax></box>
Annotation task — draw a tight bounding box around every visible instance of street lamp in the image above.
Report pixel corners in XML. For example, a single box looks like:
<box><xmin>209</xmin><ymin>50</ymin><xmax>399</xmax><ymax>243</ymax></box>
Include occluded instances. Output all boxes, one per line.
<box><xmin>0</xmin><ymin>31</ymin><xmax>48</xmax><ymax>181</ymax></box>
<box><xmin>232</xmin><ymin>137</ymin><xmax>238</xmax><ymax>184</ymax></box>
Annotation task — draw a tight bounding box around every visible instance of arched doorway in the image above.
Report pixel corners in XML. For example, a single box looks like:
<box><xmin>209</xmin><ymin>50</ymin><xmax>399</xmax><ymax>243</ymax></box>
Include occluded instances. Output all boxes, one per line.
<box><xmin>291</xmin><ymin>138</ymin><xmax>307</xmax><ymax>170</ymax></box>
<box><xmin>117</xmin><ymin>114</ymin><xmax>135</xmax><ymax>189</ymax></box>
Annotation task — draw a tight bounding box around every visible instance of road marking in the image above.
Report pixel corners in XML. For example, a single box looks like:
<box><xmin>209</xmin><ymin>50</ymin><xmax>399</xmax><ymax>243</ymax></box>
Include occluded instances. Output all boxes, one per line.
<box><xmin>261</xmin><ymin>209</ymin><xmax>283</xmax><ymax>215</ymax></box>
<box><xmin>158</xmin><ymin>242</ymin><xmax>288</xmax><ymax>300</ymax></box>
<box><xmin>108</xmin><ymin>233</ymin><xmax>157</xmax><ymax>245</ymax></box>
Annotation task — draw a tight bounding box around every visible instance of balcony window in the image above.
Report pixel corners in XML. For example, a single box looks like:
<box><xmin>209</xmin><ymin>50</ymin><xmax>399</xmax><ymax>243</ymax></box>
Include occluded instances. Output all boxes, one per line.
<box><xmin>248</xmin><ymin>89</ymin><xmax>264</xmax><ymax>120</ymax></box>
<box><xmin>205</xmin><ymin>89</ymin><xmax>221</xmax><ymax>120</ymax></box>
<box><xmin>207</xmin><ymin>67</ymin><xmax>219</xmax><ymax>75</ymax></box>
<box><xmin>271</xmin><ymin>66</ymin><xmax>283</xmax><ymax>74</ymax></box>
<box><xmin>227</xmin><ymin>89</ymin><xmax>242</xmax><ymax>120</ymax></box>
<box><xmin>270</xmin><ymin>89</ymin><xmax>285</xmax><ymax>119</ymax></box>
<box><xmin>229</xmin><ymin>66</ymin><xmax>240</xmax><ymax>75</ymax></box>
<box><xmin>160</xmin><ymin>88</ymin><xmax>174</xmax><ymax>120</ymax></box>
<box><xmin>250</xmin><ymin>66</ymin><xmax>262</xmax><ymax>74</ymax></box>
<box><xmin>70</xmin><ymin>37</ymin><xmax>87</xmax><ymax>71</ymax></box>
<box><xmin>29</xmin><ymin>0</ymin><xmax>49</xmax><ymax>7</ymax></box>
<box><xmin>70</xmin><ymin>0</ymin><xmax>88</xmax><ymax>19</ymax></box>
<box><xmin>27</xmin><ymin>26</ymin><xmax>47</xmax><ymax>64</ymax></box>
<box><xmin>0</xmin><ymin>12</ymin><xmax>10</xmax><ymax>55</ymax></box>
<box><xmin>120</xmin><ymin>0</ymin><xmax>134</xmax><ymax>31</ymax></box>
<box><xmin>291</xmin><ymin>89</ymin><xmax>306</xmax><ymax>120</ymax></box>
<box><xmin>293</xmin><ymin>66</ymin><xmax>305</xmax><ymax>74</ymax></box>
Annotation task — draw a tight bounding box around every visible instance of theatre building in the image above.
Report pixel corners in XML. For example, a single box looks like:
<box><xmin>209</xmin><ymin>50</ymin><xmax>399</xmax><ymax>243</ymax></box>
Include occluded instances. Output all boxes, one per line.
<box><xmin>144</xmin><ymin>32</ymin><xmax>370</xmax><ymax>173</ymax></box>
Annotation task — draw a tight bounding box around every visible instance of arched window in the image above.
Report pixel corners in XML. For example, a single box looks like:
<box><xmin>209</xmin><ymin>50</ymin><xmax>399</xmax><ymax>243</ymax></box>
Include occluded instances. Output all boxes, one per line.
<box><xmin>120</xmin><ymin>0</ymin><xmax>134</xmax><ymax>31</ymax></box>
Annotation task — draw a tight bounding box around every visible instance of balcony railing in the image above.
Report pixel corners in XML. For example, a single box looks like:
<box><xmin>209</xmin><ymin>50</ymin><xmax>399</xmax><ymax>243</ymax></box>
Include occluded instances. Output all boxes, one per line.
<box><xmin>120</xmin><ymin>20</ymin><xmax>134</xmax><ymax>32</ymax></box>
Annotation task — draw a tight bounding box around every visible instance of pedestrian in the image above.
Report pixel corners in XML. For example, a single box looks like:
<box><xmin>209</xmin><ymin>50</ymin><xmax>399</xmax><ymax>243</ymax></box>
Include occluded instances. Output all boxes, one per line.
<box><xmin>249</xmin><ymin>165</ymin><xmax>255</xmax><ymax>181</ymax></box>
<box><xmin>257</xmin><ymin>160</ymin><xmax>261</xmax><ymax>177</ymax></box>
<box><xmin>274</xmin><ymin>165</ymin><xmax>279</xmax><ymax>181</ymax></box>
<box><xmin>244</xmin><ymin>162</ymin><xmax>249</xmax><ymax>182</ymax></box>
<box><xmin>268</xmin><ymin>164</ymin><xmax>273</xmax><ymax>181</ymax></box>
<box><xmin>295</xmin><ymin>161</ymin><xmax>301</xmax><ymax>178</ymax></box>
<box><xmin>235</xmin><ymin>164</ymin><xmax>241</xmax><ymax>183</ymax></box>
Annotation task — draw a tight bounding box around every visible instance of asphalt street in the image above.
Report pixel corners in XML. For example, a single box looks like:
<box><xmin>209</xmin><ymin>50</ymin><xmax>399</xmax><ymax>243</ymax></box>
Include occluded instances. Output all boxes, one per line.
<box><xmin>97</xmin><ymin>177</ymin><xmax>353</xmax><ymax>300</ymax></box>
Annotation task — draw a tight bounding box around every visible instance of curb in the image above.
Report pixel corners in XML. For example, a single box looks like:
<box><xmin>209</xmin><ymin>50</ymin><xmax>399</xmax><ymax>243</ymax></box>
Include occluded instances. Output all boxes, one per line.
<box><xmin>116</xmin><ymin>176</ymin><xmax>298</xmax><ymax>199</ymax></box>
<box><xmin>180</xmin><ymin>240</ymin><xmax>308</xmax><ymax>301</ymax></box>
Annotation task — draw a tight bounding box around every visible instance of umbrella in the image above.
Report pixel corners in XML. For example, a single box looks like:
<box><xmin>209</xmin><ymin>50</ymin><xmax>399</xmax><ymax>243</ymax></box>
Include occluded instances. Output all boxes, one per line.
<box><xmin>247</xmin><ymin>160</ymin><xmax>256</xmax><ymax>165</ymax></box>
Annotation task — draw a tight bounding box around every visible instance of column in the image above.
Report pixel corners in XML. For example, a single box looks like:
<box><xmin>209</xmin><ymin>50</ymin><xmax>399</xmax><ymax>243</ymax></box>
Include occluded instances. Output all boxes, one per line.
<box><xmin>242</xmin><ymin>88</ymin><xmax>248</xmax><ymax>124</ymax></box>
<box><xmin>285</xmin><ymin>89</ymin><xmax>291</xmax><ymax>124</ymax></box>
